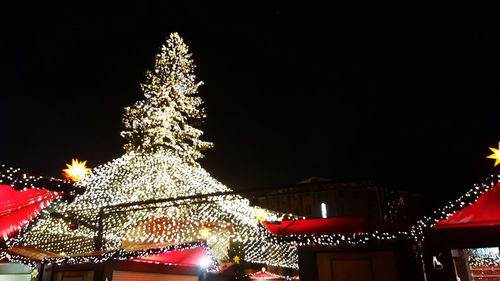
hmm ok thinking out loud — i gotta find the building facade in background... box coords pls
[245,177,423,225]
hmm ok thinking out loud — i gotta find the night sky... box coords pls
[1,2,498,209]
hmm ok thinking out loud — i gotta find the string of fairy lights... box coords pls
[3,199,62,248]
[43,241,219,271]
[257,223,409,248]
[0,164,79,246]
[468,254,500,267]
[410,174,500,241]
[0,163,77,192]
[0,251,38,270]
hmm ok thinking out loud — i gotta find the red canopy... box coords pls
[133,246,212,267]
[435,183,500,228]
[248,270,285,280]
[263,216,406,236]
[0,184,61,241]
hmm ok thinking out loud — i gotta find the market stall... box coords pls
[422,179,500,281]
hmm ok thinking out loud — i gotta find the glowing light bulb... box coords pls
[255,208,267,222]
[198,227,211,239]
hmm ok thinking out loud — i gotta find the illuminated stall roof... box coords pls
[1,243,216,270]
[2,245,62,261]
[133,245,213,267]
[0,164,79,244]
[38,241,218,270]
[434,183,500,229]
[0,184,60,242]
[248,269,286,280]
[263,216,407,236]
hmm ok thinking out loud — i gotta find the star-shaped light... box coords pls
[233,255,240,264]
[487,142,500,167]
[63,159,91,182]
[254,207,268,222]
[31,269,39,278]
[198,227,211,239]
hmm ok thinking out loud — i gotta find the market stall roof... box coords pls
[263,216,407,236]
[248,270,286,280]
[0,164,78,193]
[434,182,500,229]
[0,164,80,243]
[133,245,213,267]
[4,245,63,261]
[0,184,61,242]
[35,242,217,270]
[2,243,215,269]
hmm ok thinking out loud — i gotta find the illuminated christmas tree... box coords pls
[22,33,298,268]
[121,32,213,163]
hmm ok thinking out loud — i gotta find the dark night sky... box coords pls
[1,1,499,209]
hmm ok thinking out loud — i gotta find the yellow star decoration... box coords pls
[233,255,240,264]
[487,142,500,167]
[198,227,211,239]
[63,159,91,182]
[255,208,267,222]
[31,269,39,278]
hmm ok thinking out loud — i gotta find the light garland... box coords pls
[468,254,500,267]
[0,164,78,193]
[43,241,219,271]
[3,198,64,248]
[0,250,38,270]
[257,222,409,248]
[410,174,500,240]
[246,268,288,280]
[0,164,79,247]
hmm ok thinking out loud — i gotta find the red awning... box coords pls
[133,246,212,268]
[0,184,61,241]
[248,270,285,280]
[435,183,500,228]
[263,216,406,236]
